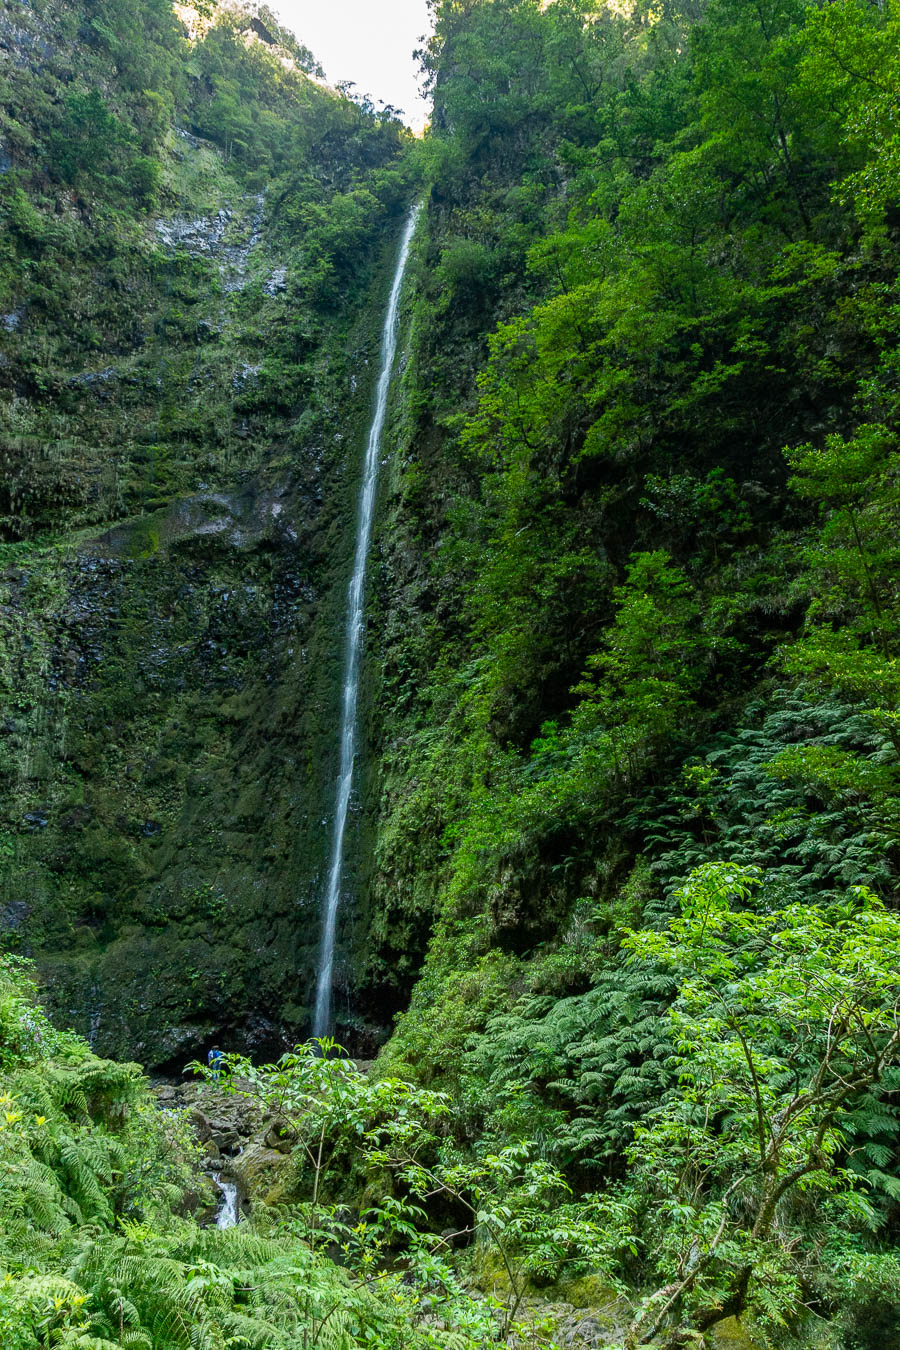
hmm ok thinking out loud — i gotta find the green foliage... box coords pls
[801,0,900,233]
[781,420,900,773]
[49,90,131,187]
[572,551,714,747]
[375,0,900,1048]
[617,862,900,1346]
[368,3,900,1342]
[0,969,526,1350]
[199,1040,603,1342]
[463,958,679,1171]
[627,691,897,903]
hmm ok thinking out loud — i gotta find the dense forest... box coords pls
[1,0,900,1346]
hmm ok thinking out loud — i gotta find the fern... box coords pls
[628,691,897,912]
[60,1339,124,1350]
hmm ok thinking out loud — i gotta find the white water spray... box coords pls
[213,1173,240,1229]
[313,205,421,1038]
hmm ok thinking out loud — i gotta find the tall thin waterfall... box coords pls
[313,204,421,1039]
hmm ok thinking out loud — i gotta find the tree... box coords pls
[801,0,900,233]
[782,425,900,760]
[619,862,900,1348]
[571,551,713,770]
[198,1041,603,1340]
[49,89,130,185]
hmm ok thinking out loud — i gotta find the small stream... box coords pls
[212,1173,240,1228]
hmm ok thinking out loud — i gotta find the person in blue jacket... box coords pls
[208,1046,223,1080]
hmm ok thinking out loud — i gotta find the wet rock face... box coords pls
[0,114,408,1065]
[154,194,265,293]
[4,475,349,1066]
[0,244,382,1066]
[153,1080,295,1209]
[0,8,53,68]
[0,277,395,1065]
[0,0,413,1071]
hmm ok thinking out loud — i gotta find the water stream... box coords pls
[213,1174,239,1228]
[312,204,421,1038]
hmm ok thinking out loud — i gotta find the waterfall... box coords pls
[213,1174,239,1228]
[313,204,421,1039]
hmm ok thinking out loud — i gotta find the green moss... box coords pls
[0,0,414,1064]
[708,1318,768,1350]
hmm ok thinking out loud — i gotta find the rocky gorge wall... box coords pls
[0,0,412,1065]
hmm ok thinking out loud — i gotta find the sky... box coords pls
[273,0,433,131]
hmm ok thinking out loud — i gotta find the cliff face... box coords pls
[363,0,900,1085]
[0,0,411,1063]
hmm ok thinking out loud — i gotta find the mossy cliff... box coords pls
[350,4,900,1335]
[365,0,900,1100]
[0,0,413,1063]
